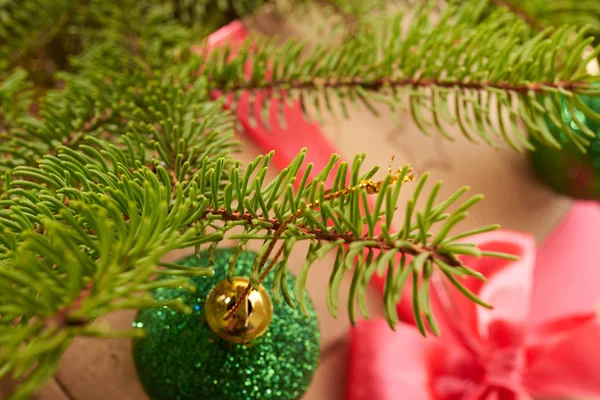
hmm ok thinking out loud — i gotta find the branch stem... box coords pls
[214,76,590,96]
[202,207,461,267]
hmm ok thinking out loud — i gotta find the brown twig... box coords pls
[204,206,459,266]
[216,76,590,96]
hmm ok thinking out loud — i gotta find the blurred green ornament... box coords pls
[529,91,600,200]
[132,248,320,400]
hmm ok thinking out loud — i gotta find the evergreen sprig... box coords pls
[0,60,241,182]
[0,124,508,397]
[202,0,600,151]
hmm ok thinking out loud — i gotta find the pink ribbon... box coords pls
[348,202,600,400]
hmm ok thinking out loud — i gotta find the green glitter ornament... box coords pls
[132,248,320,400]
[529,89,600,200]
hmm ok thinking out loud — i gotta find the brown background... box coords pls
[2,11,595,400]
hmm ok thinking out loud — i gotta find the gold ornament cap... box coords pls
[205,277,273,344]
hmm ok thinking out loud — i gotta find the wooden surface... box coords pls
[2,12,587,400]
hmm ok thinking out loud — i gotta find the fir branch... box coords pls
[222,76,591,96]
[202,0,600,151]
[0,134,510,397]
[0,60,240,186]
[203,206,463,266]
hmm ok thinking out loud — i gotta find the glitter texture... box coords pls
[132,248,320,400]
[529,87,600,200]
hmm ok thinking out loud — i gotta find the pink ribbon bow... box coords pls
[348,202,600,400]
